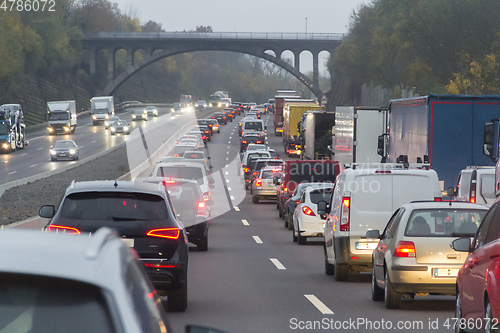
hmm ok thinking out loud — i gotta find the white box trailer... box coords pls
[90,96,114,125]
[333,106,388,170]
[47,100,77,135]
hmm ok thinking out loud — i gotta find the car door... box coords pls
[461,202,500,319]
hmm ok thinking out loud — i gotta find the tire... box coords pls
[51,157,56,162]
[454,292,466,333]
[292,228,297,242]
[252,196,259,204]
[384,270,402,309]
[197,237,208,252]
[325,252,335,275]
[485,299,498,333]
[167,282,187,312]
[334,258,349,282]
[278,206,283,217]
[371,265,384,301]
[287,214,294,230]
[297,231,306,245]
[284,212,289,228]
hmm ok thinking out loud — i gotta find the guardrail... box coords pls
[83,32,346,41]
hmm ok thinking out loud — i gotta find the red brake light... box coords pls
[163,180,176,185]
[375,170,392,174]
[203,192,210,201]
[340,197,350,231]
[197,201,206,216]
[435,197,443,202]
[243,167,250,173]
[470,197,475,203]
[252,171,258,176]
[255,179,262,187]
[223,116,226,119]
[302,206,315,216]
[47,225,80,235]
[198,202,205,208]
[144,263,179,268]
[296,200,301,205]
[394,241,416,257]
[173,154,180,157]
[242,141,247,143]
[147,228,180,239]
[256,141,261,144]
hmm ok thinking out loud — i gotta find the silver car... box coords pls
[104,116,121,129]
[251,167,282,203]
[145,105,158,117]
[132,109,148,121]
[110,120,131,135]
[50,140,79,161]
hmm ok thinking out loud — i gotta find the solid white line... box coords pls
[29,164,37,168]
[234,206,240,211]
[304,295,334,315]
[270,258,286,270]
[8,171,16,174]
[253,236,263,244]
[241,219,249,226]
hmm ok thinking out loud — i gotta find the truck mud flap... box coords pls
[334,237,350,264]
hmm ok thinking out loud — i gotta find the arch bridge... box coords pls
[82,32,345,97]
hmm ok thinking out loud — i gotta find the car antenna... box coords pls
[114,180,118,188]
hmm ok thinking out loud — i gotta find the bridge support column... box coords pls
[107,48,114,82]
[294,51,300,70]
[127,48,134,67]
[312,51,319,96]
[89,46,96,75]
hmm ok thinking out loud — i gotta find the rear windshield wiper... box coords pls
[112,216,147,221]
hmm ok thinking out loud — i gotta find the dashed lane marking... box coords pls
[20,153,27,156]
[304,295,334,315]
[230,196,235,200]
[37,147,43,151]
[253,236,263,244]
[241,219,249,226]
[29,164,37,168]
[228,187,232,191]
[8,171,16,174]
[270,258,286,270]
[234,206,240,211]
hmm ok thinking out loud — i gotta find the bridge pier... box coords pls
[90,46,96,75]
[107,48,114,82]
[312,51,319,95]
[127,48,134,67]
[294,51,300,70]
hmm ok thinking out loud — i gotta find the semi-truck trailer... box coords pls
[283,101,322,156]
[274,94,301,135]
[381,94,500,191]
[334,106,389,170]
[47,100,77,135]
[91,96,114,125]
[300,110,335,160]
[0,104,27,153]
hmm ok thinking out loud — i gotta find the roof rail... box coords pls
[85,228,119,260]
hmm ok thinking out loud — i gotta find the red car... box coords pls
[453,200,500,332]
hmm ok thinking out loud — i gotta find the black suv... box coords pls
[39,180,189,312]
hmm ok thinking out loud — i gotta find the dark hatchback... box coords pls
[240,134,263,152]
[39,180,189,312]
[212,112,227,125]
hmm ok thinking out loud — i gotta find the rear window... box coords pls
[457,172,471,197]
[310,188,334,204]
[244,122,263,131]
[404,209,487,237]
[156,166,204,185]
[261,170,281,179]
[169,146,195,156]
[0,274,116,333]
[256,161,282,171]
[60,192,169,221]
[481,174,495,199]
[288,162,337,184]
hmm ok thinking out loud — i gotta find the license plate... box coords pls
[59,153,67,157]
[434,268,459,277]
[356,242,378,250]
[121,238,134,247]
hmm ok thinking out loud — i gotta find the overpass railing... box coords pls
[83,32,345,41]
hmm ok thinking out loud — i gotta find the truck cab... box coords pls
[0,104,27,153]
[47,100,77,135]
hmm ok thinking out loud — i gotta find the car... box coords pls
[251,167,282,204]
[212,112,227,125]
[246,144,268,152]
[452,199,500,330]
[198,124,212,141]
[132,109,148,121]
[292,184,335,244]
[240,134,263,152]
[241,151,271,187]
[321,163,442,282]
[197,119,215,135]
[140,177,212,251]
[179,138,202,148]
[104,115,121,129]
[368,201,488,309]
[0,228,173,332]
[189,129,208,144]
[283,182,325,230]
[222,110,233,122]
[168,144,200,157]
[145,105,159,117]
[39,180,189,312]
[50,140,79,161]
[110,120,131,135]
[209,119,220,133]
[455,166,495,206]
[241,119,265,138]
[178,134,203,147]
[171,102,183,115]
[248,158,284,189]
[195,100,207,110]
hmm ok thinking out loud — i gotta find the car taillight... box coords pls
[470,197,475,203]
[147,227,180,239]
[203,192,210,201]
[163,180,176,185]
[256,141,261,143]
[242,140,247,143]
[340,197,350,231]
[212,117,215,119]
[202,135,206,140]
[302,206,315,216]
[394,241,416,257]
[435,197,442,202]
[252,171,258,176]
[197,201,206,216]
[255,179,262,187]
[47,225,80,235]
[223,116,226,119]
[296,200,301,205]
[243,167,250,173]
[173,154,180,157]
[144,263,179,269]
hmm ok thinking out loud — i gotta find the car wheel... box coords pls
[297,230,306,245]
[292,228,297,242]
[384,270,402,309]
[281,208,286,220]
[334,258,349,282]
[325,251,335,275]
[284,212,289,228]
[197,237,208,252]
[287,214,294,230]
[252,196,259,204]
[485,299,498,333]
[278,206,283,217]
[50,157,56,162]
[167,281,187,312]
[455,291,466,333]
[371,265,384,301]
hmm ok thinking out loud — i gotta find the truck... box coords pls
[90,96,114,125]
[274,94,301,136]
[0,104,27,153]
[210,91,229,107]
[333,106,389,170]
[47,100,77,135]
[180,95,193,107]
[381,94,500,191]
[300,110,335,160]
[282,101,322,156]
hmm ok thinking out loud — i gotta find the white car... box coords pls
[293,184,334,245]
[251,167,282,203]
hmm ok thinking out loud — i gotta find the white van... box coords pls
[455,166,495,207]
[242,119,265,137]
[320,163,442,281]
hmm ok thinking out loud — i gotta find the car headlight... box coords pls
[50,149,56,155]
[209,103,212,107]
[111,127,116,131]
[123,126,129,131]
[105,115,109,119]
[69,149,76,155]
[64,127,70,132]
[48,127,53,132]
[92,115,97,120]
[132,115,136,118]
[154,110,158,114]
[104,122,109,126]
[171,108,174,112]
[195,104,198,107]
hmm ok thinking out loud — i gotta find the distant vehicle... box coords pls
[455,166,495,206]
[209,119,220,133]
[180,94,193,106]
[46,100,77,134]
[90,96,114,126]
[50,140,79,161]
[252,167,282,204]
[210,91,229,107]
[196,100,207,110]
[144,106,158,117]
[0,103,27,152]
[171,102,184,115]
[104,116,121,129]
[212,112,227,125]
[283,182,324,230]
[132,109,148,121]
[110,120,131,135]
[274,92,301,135]
[168,144,201,157]
[220,97,231,107]
[283,101,321,156]
[300,110,335,160]
[240,134,263,152]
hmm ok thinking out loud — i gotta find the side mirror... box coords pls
[39,205,56,218]
[377,134,385,156]
[366,229,381,239]
[484,121,498,161]
[451,237,472,252]
[210,166,213,169]
[208,176,215,184]
[186,325,228,333]
[207,156,211,159]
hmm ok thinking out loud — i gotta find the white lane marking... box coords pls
[228,187,232,191]
[227,151,229,154]
[226,179,229,183]
[226,157,229,160]
[230,196,235,200]
[37,147,44,151]
[29,164,37,168]
[79,146,84,149]
[234,206,240,211]
[229,137,232,139]
[26,135,45,141]
[91,140,96,143]
[304,295,334,315]
[270,258,286,270]
[241,219,249,226]
[20,153,27,156]
[225,171,228,175]
[253,236,263,244]
[8,171,16,174]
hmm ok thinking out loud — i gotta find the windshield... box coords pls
[244,122,263,131]
[93,109,108,114]
[156,166,204,185]
[54,141,75,148]
[48,113,70,120]
[404,209,487,237]
[165,182,202,208]
[0,123,8,135]
[114,121,127,126]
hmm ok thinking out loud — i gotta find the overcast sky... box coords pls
[112,0,373,75]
